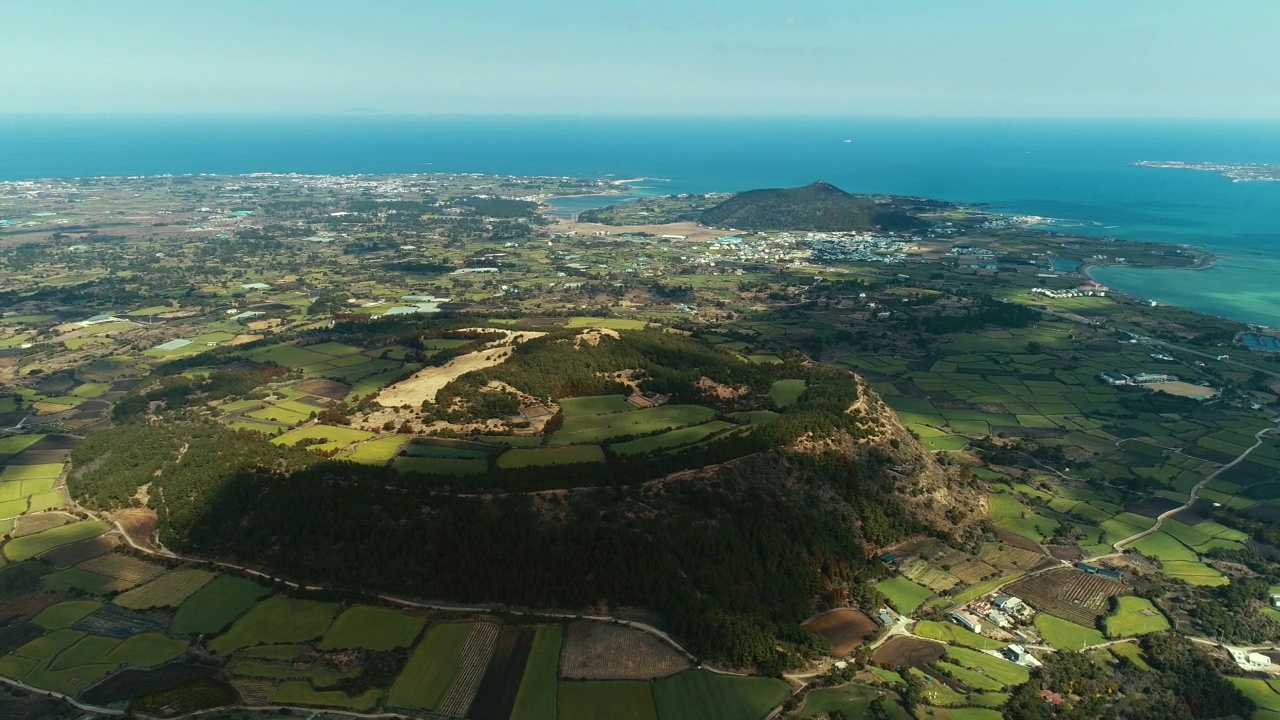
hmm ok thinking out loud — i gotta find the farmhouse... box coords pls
[1100,372,1130,386]
[1004,644,1043,668]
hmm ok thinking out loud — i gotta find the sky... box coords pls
[2,0,1277,117]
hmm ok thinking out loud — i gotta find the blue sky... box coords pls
[2,0,1276,116]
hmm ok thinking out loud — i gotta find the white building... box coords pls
[950,611,982,634]
[1229,648,1273,671]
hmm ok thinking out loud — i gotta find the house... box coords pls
[993,596,1024,612]
[877,610,895,627]
[1269,595,1280,609]
[1100,372,1130,386]
[950,611,982,634]
[1040,690,1064,706]
[879,552,898,565]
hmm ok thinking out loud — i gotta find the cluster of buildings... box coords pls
[802,232,911,264]
[1029,281,1109,299]
[1098,372,1177,387]
[962,594,1034,631]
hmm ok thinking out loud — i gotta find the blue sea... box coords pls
[2,115,1279,325]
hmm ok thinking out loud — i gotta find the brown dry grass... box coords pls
[375,330,545,407]
[559,621,691,680]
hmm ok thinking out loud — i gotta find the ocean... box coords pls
[2,115,1279,325]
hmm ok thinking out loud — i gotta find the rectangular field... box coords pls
[170,575,269,635]
[207,597,338,655]
[497,446,605,469]
[559,680,658,720]
[511,625,563,720]
[653,670,789,720]
[318,606,425,651]
[549,405,716,445]
[113,570,216,610]
[876,576,933,614]
[387,622,474,711]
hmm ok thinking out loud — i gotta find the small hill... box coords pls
[699,181,930,233]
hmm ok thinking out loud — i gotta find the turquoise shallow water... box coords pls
[1091,257,1280,328]
[1,116,1279,323]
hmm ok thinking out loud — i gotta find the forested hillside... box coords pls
[699,181,932,232]
[68,330,982,669]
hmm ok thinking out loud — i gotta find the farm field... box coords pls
[319,605,425,651]
[497,445,606,468]
[1104,597,1171,638]
[559,680,658,720]
[913,621,1003,651]
[652,670,789,720]
[171,575,270,635]
[549,405,716,445]
[1035,614,1107,651]
[511,625,562,720]
[271,425,375,452]
[876,576,933,614]
[559,394,636,416]
[802,610,878,657]
[394,455,489,475]
[387,622,474,711]
[609,421,736,456]
[1005,568,1126,627]
[4,521,109,562]
[768,379,806,407]
[343,436,410,464]
[798,683,912,720]
[113,569,215,610]
[207,597,338,655]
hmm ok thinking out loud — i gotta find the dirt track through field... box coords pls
[375,329,545,407]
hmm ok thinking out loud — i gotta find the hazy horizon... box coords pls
[3,0,1278,118]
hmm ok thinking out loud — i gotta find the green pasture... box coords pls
[272,425,375,451]
[393,456,489,475]
[32,600,102,630]
[797,684,911,719]
[511,625,562,720]
[4,520,109,562]
[913,621,1003,650]
[319,605,425,651]
[610,421,735,456]
[344,436,409,464]
[497,445,606,469]
[208,597,338,654]
[1109,641,1153,670]
[769,379,806,408]
[0,435,43,455]
[945,646,1029,686]
[171,574,270,635]
[550,405,716,444]
[654,670,789,720]
[0,463,63,483]
[566,317,649,330]
[387,622,474,711]
[1035,615,1105,651]
[42,567,115,594]
[559,394,636,416]
[876,576,933,614]
[1104,596,1170,637]
[272,681,381,710]
[559,680,658,720]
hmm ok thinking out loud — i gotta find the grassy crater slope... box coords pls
[68,328,980,670]
[698,181,935,233]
